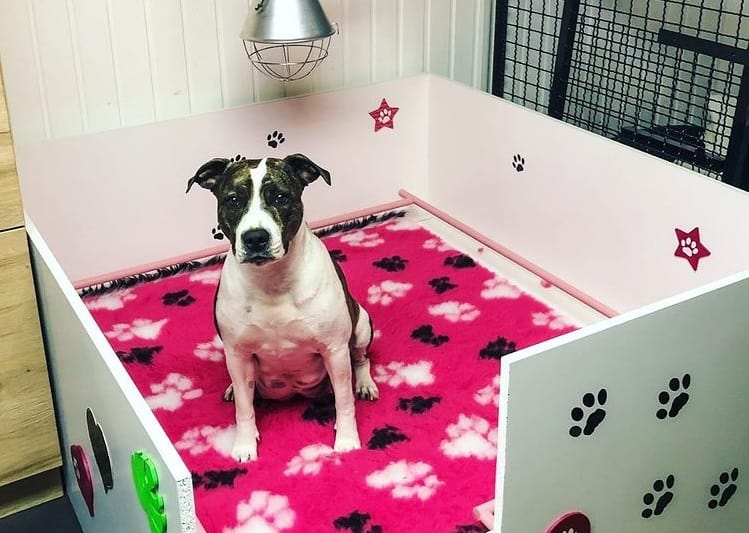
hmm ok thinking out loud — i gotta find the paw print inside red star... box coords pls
[369,98,399,132]
[674,227,710,271]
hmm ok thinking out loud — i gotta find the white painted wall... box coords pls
[0,0,494,145]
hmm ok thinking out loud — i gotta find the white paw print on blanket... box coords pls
[374,361,435,388]
[440,414,498,460]
[224,491,296,533]
[175,425,234,457]
[366,460,443,501]
[105,318,168,341]
[145,373,203,411]
[481,276,522,299]
[367,280,413,306]
[340,230,384,248]
[428,301,480,323]
[680,236,699,257]
[474,375,500,407]
[190,268,222,285]
[85,289,137,311]
[532,310,573,330]
[422,237,451,252]
[385,218,421,231]
[194,335,224,362]
[284,444,341,476]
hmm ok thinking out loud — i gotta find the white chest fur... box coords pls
[215,226,351,399]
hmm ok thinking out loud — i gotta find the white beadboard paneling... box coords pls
[427,0,452,77]
[108,0,156,126]
[144,0,190,119]
[342,0,373,86]
[181,0,223,114]
[452,0,477,86]
[399,0,426,77]
[0,0,493,143]
[310,0,345,93]
[32,0,84,138]
[0,0,47,142]
[372,0,398,81]
[215,0,255,108]
[70,0,121,132]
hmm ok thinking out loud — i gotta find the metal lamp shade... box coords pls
[240,0,336,82]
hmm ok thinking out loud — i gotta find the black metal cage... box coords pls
[493,0,749,190]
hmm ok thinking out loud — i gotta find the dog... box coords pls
[187,153,379,462]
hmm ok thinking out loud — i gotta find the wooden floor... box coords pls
[0,498,81,533]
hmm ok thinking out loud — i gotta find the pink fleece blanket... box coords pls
[82,215,576,533]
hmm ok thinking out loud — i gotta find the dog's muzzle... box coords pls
[240,229,273,265]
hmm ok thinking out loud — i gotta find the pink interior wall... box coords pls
[15,76,429,281]
[425,76,749,313]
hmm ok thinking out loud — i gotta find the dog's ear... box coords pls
[283,153,331,187]
[186,158,231,193]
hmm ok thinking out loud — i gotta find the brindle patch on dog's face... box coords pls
[212,159,260,257]
[188,153,330,265]
[216,158,306,264]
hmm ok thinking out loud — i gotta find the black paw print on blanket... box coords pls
[367,425,409,450]
[373,255,408,272]
[329,249,347,262]
[444,254,476,269]
[162,289,196,306]
[192,468,247,490]
[429,276,457,294]
[301,396,336,425]
[411,324,449,347]
[334,510,383,533]
[479,337,517,360]
[398,396,442,414]
[116,346,163,365]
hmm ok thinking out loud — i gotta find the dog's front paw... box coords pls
[333,433,361,453]
[231,431,260,462]
[223,384,234,402]
[356,379,380,401]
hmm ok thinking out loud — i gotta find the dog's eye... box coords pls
[227,194,241,207]
[272,192,289,206]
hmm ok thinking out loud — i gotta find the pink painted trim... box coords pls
[473,500,494,528]
[398,189,619,318]
[73,243,230,290]
[73,198,413,290]
[309,197,413,229]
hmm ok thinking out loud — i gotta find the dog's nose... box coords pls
[241,229,270,253]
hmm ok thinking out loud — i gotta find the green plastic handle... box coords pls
[131,451,167,533]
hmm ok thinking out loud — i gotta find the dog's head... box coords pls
[187,153,331,265]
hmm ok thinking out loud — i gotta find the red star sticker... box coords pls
[674,227,710,271]
[369,98,399,132]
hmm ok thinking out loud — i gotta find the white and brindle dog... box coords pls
[187,153,379,462]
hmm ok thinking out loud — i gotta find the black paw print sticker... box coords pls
[367,425,409,450]
[329,249,347,262]
[116,346,163,365]
[656,373,690,420]
[479,336,516,360]
[162,289,196,306]
[231,154,245,162]
[708,468,739,509]
[410,324,449,347]
[512,154,525,172]
[211,226,225,240]
[569,388,607,437]
[192,468,247,490]
[334,510,383,533]
[397,396,442,415]
[444,254,476,269]
[373,255,408,272]
[429,276,457,294]
[267,130,285,148]
[642,474,675,518]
